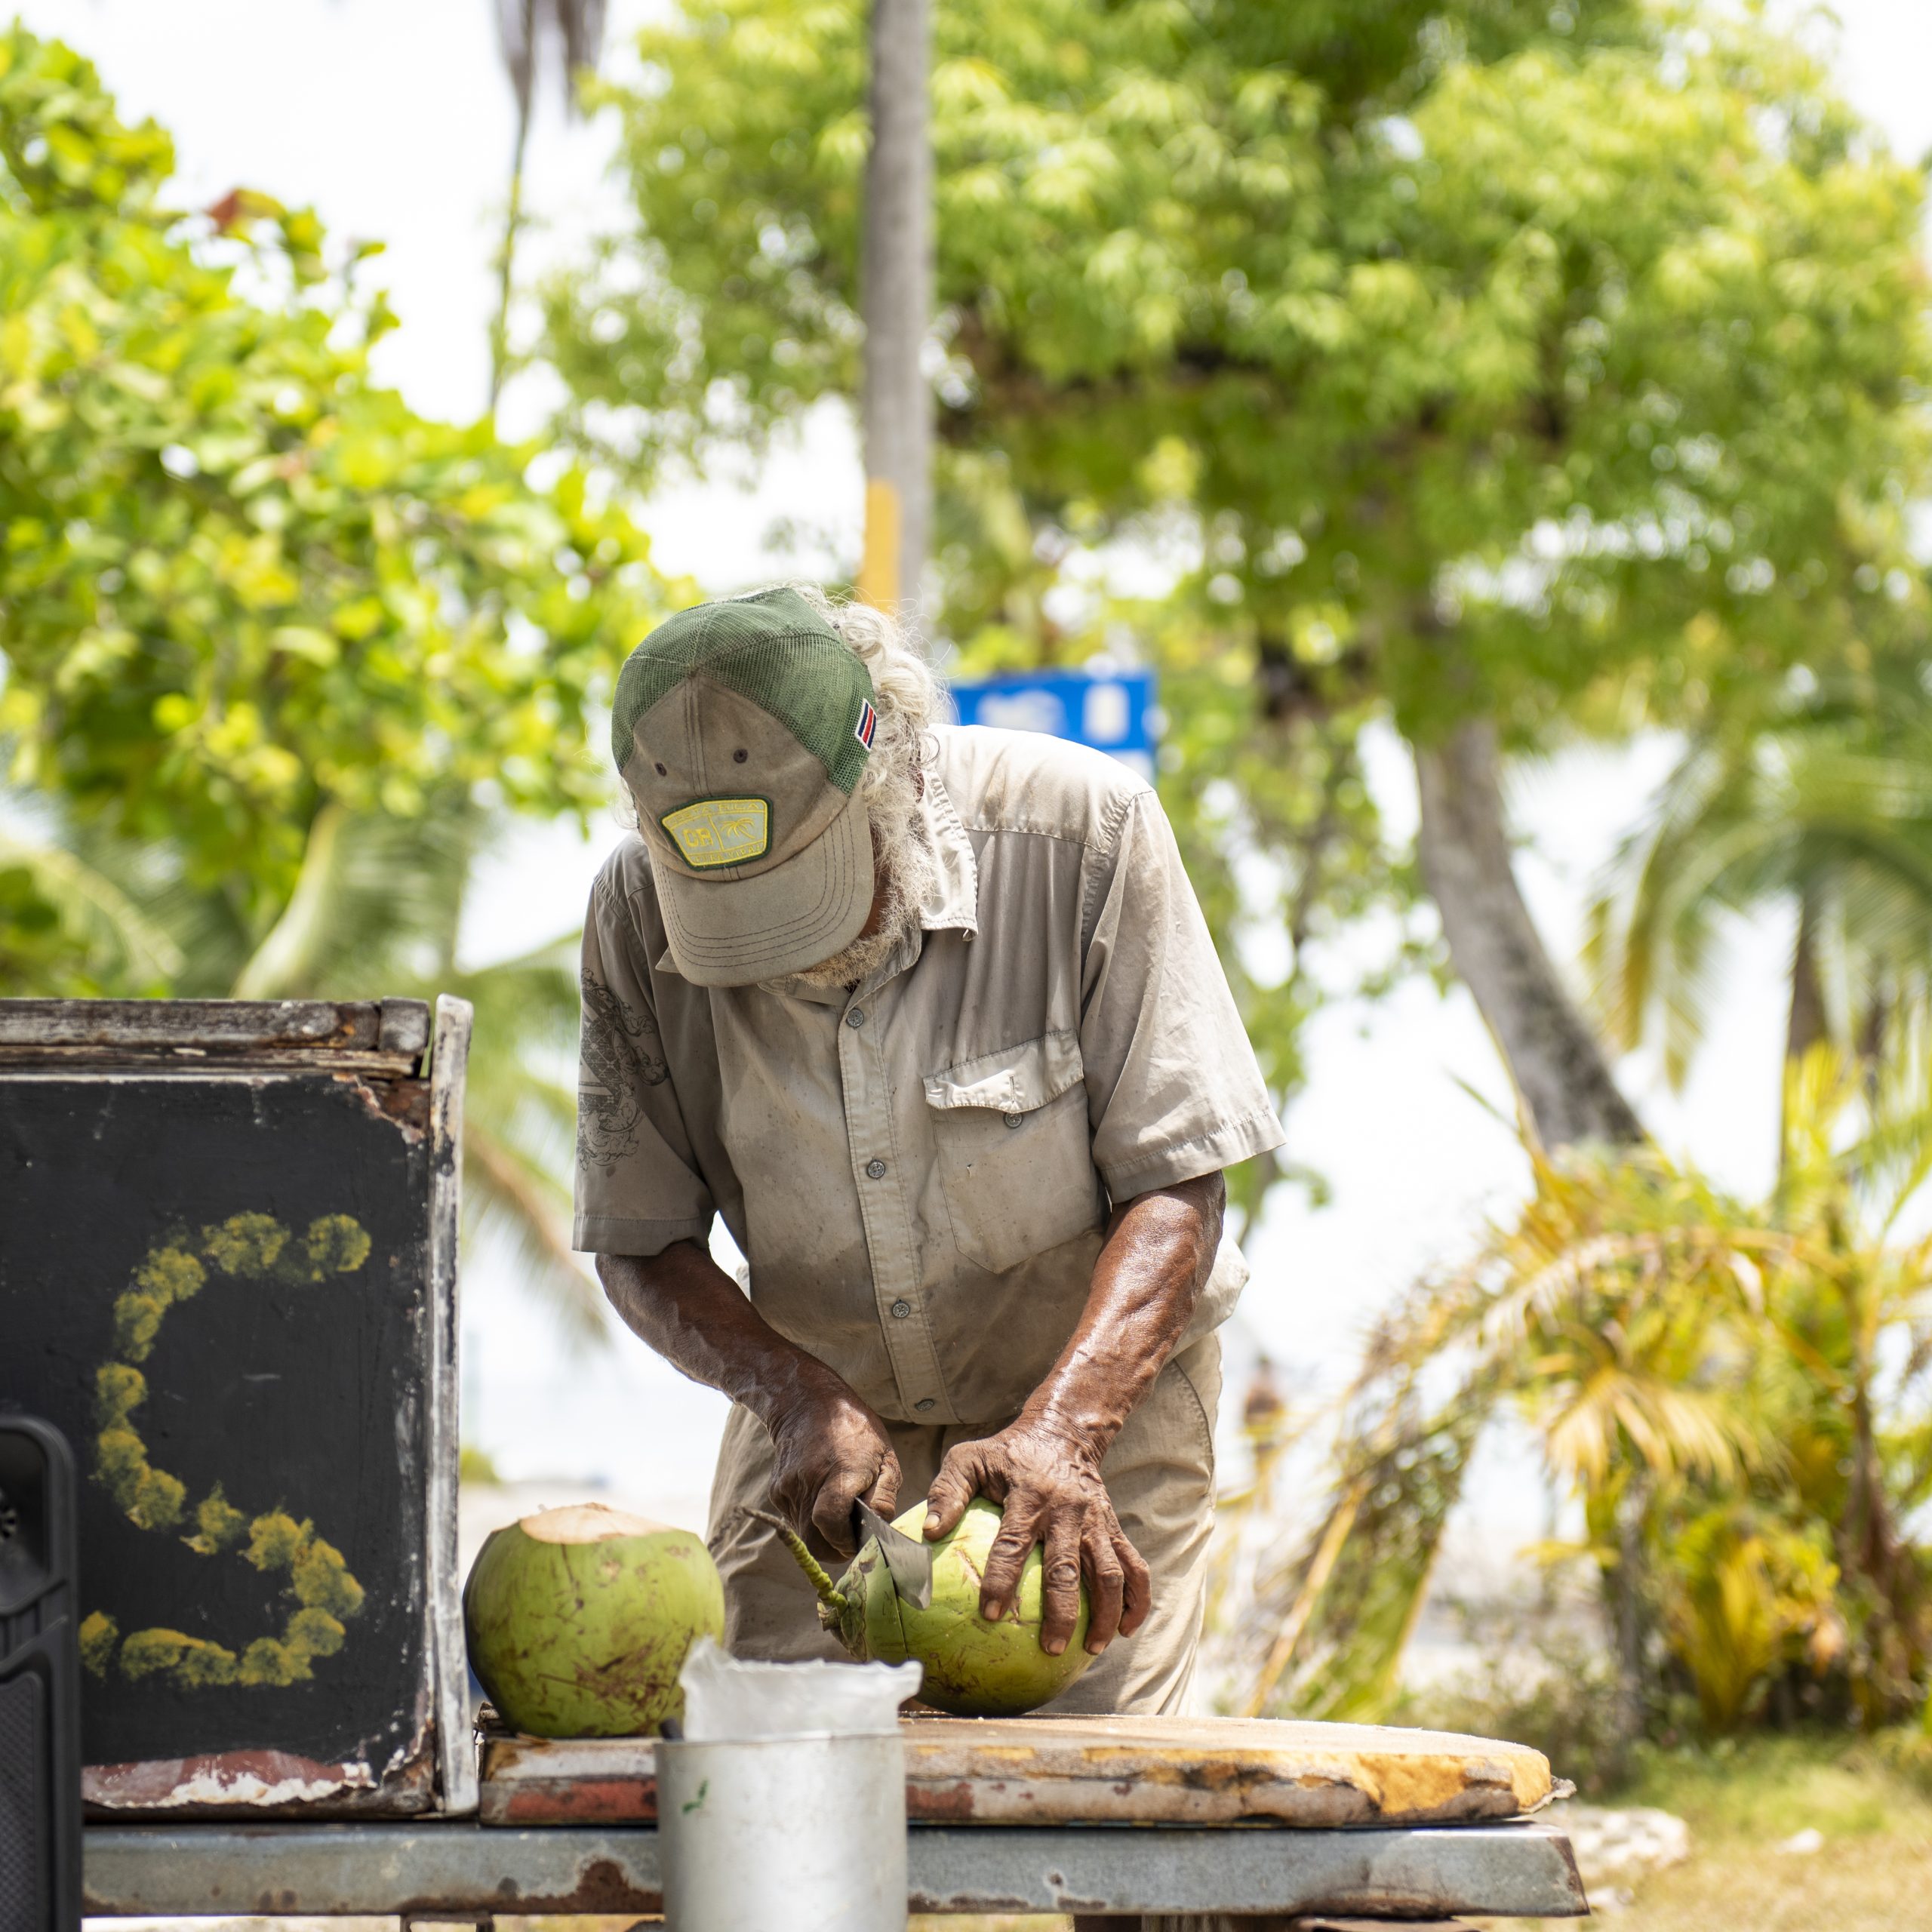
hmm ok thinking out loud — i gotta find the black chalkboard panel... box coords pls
[0,1000,473,1817]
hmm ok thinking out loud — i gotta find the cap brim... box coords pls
[654,783,874,988]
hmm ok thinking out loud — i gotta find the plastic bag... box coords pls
[678,1636,921,1740]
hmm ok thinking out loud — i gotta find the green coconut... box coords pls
[754,1497,1094,1718]
[463,1502,724,1737]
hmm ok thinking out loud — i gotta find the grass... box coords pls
[1623,1733,1918,1838]
[1499,1731,1932,1931]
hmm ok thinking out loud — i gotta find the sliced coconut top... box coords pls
[518,1501,673,1544]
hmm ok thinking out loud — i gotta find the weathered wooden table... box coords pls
[82,1716,1590,1925]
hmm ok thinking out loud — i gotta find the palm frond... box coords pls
[463,1116,607,1347]
[494,0,608,123]
[232,799,482,999]
[1237,1367,1494,1721]
[0,824,185,988]
[231,801,349,998]
[1586,685,1932,1086]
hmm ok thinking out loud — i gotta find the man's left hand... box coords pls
[922,1423,1150,1657]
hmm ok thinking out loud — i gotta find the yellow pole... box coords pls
[858,477,903,610]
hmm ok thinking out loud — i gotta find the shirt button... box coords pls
[915,1398,937,1412]
[1003,1112,1023,1130]
[891,1299,912,1318]
[866,1158,887,1179]
[846,1008,866,1027]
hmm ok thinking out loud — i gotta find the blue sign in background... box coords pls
[946,667,1158,780]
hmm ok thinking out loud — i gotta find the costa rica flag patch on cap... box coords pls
[854,698,877,749]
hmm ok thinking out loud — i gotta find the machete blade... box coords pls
[854,1498,934,1610]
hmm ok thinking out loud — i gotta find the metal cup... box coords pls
[656,1730,908,1931]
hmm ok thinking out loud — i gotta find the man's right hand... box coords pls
[767,1384,902,1558]
[596,1247,900,1560]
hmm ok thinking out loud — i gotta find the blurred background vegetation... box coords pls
[4,1,1932,1891]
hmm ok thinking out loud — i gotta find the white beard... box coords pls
[786,817,938,991]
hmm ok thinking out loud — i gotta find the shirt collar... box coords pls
[917,769,980,940]
[654,769,980,985]
[846,771,977,996]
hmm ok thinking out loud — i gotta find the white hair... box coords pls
[782,586,940,988]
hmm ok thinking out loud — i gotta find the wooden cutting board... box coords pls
[479,1714,1555,1827]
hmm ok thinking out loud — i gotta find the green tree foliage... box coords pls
[0,29,657,1331]
[548,0,1931,1185]
[0,28,655,961]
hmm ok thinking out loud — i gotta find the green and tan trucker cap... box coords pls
[611,587,879,986]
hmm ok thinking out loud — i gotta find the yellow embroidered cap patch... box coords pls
[662,796,772,869]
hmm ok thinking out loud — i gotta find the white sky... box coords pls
[14,0,1925,1521]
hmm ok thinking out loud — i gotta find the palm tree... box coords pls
[489,0,609,410]
[1216,1054,1932,1734]
[1585,666,1932,1112]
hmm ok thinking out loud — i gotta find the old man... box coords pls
[573,585,1282,1712]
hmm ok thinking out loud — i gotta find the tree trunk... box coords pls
[1778,888,1828,1180]
[1414,720,1644,1151]
[857,0,932,617]
[1786,888,1827,1064]
[488,103,532,411]
[1607,1473,1653,1745]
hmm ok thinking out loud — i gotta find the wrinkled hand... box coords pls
[768,1384,902,1558]
[924,1423,1150,1657]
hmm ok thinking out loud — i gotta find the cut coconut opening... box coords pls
[518,1502,672,1544]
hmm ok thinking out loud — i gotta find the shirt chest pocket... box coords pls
[923,1030,1106,1276]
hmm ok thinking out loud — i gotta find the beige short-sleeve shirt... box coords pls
[573,724,1284,1424]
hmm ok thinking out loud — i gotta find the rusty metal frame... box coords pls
[82,1820,1589,1919]
[0,997,432,1075]
[426,995,478,1816]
